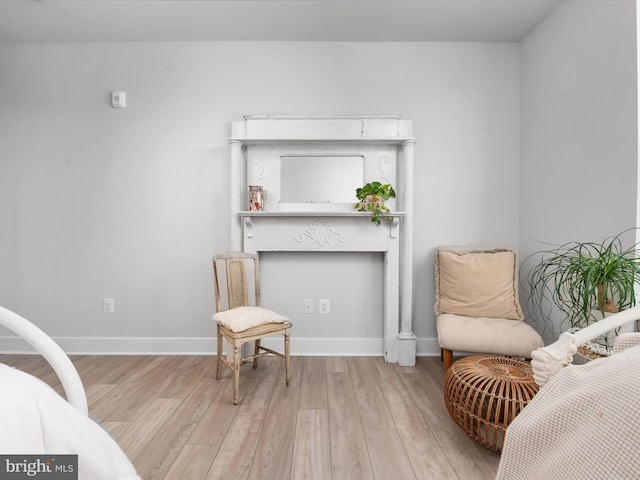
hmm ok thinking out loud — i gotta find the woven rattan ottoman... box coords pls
[443,355,539,452]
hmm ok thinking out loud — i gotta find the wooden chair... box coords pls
[212,252,292,404]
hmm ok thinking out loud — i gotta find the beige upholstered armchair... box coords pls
[434,246,544,370]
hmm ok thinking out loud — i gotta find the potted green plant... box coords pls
[525,230,640,354]
[355,182,396,226]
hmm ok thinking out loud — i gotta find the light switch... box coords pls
[111,91,126,108]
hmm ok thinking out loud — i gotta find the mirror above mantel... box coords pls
[280,154,364,205]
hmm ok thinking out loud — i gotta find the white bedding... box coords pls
[0,364,140,480]
[496,345,640,479]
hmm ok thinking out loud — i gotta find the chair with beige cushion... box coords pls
[434,246,543,371]
[212,252,292,405]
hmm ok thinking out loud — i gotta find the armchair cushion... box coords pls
[213,306,289,333]
[437,314,543,358]
[435,248,523,321]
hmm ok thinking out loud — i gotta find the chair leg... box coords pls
[216,325,222,380]
[284,331,290,386]
[443,349,453,372]
[233,344,241,405]
[253,339,261,369]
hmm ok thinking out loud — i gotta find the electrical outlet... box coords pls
[319,298,330,314]
[103,298,115,314]
[304,299,313,314]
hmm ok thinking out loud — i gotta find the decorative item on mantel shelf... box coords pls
[248,185,265,211]
[354,182,396,226]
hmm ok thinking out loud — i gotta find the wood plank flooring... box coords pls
[0,354,501,479]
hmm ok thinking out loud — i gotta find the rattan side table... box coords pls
[443,355,539,452]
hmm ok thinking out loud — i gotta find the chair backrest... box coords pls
[213,252,261,312]
[434,246,524,321]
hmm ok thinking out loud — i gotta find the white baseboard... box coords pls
[416,337,441,356]
[0,335,442,356]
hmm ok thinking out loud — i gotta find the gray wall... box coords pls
[0,41,520,354]
[519,0,637,342]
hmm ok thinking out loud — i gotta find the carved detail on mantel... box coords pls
[390,217,400,238]
[249,157,265,184]
[293,219,347,247]
[243,217,253,238]
[378,155,392,184]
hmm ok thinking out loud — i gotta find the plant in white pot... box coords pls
[355,182,396,226]
[525,230,640,356]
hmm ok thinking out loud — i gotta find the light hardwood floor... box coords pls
[0,354,501,479]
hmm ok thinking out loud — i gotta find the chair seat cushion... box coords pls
[437,314,543,358]
[213,306,290,333]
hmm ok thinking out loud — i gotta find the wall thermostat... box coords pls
[111,91,127,108]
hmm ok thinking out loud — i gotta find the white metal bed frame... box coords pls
[0,305,88,416]
[531,304,640,386]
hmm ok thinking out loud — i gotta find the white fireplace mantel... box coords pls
[228,116,416,365]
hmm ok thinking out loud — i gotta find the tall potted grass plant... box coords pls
[526,230,640,354]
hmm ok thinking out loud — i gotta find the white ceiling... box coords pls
[0,0,562,44]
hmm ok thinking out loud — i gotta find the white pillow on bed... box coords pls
[213,306,289,332]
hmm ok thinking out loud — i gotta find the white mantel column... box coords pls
[229,139,245,251]
[398,139,417,366]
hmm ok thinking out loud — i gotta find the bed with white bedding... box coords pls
[0,306,140,480]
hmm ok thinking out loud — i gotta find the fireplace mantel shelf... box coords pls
[230,137,415,146]
[238,211,406,218]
